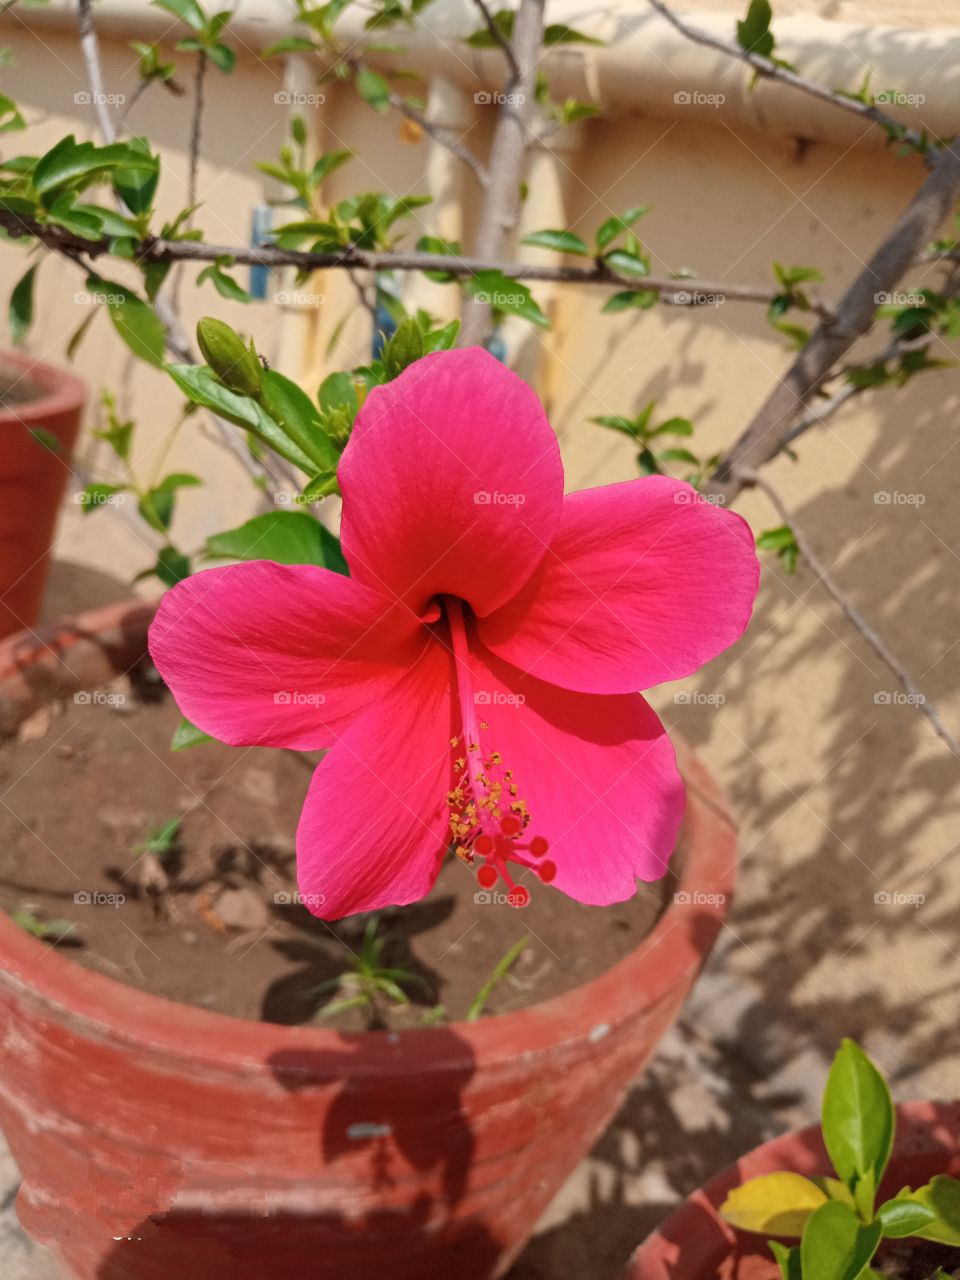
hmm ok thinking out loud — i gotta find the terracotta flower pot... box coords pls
[0,350,86,641]
[0,601,738,1280]
[625,1100,960,1280]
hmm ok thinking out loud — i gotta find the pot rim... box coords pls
[0,598,737,1075]
[0,348,87,426]
[626,1099,960,1279]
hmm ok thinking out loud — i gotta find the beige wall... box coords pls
[1,5,959,1095]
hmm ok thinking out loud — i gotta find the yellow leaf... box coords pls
[720,1172,829,1237]
[399,118,423,145]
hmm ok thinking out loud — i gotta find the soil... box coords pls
[0,366,43,408]
[0,679,676,1030]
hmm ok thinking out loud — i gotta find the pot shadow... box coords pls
[93,1027,500,1280]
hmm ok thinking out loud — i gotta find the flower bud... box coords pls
[196,317,263,397]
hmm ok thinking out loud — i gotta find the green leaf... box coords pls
[464,270,549,329]
[822,1039,895,1215]
[595,206,650,251]
[170,716,214,751]
[79,482,126,513]
[382,315,424,377]
[602,289,657,313]
[605,249,649,279]
[737,0,775,58]
[720,1173,828,1237]
[356,67,391,112]
[112,136,159,215]
[543,22,603,45]
[875,1195,938,1239]
[207,41,236,74]
[166,363,316,473]
[258,368,341,473]
[151,0,206,31]
[0,93,25,134]
[768,1241,801,1280]
[33,135,156,203]
[88,275,166,368]
[318,370,359,417]
[309,149,352,188]
[898,1177,960,1245]
[9,263,37,346]
[800,1201,882,1280]
[205,510,348,573]
[520,229,589,255]
[145,545,191,587]
[197,260,252,303]
[467,936,529,1020]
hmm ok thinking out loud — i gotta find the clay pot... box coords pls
[0,350,86,640]
[0,600,738,1280]
[625,1100,960,1279]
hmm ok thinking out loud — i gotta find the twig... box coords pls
[346,57,488,188]
[647,0,928,153]
[470,0,519,79]
[186,50,207,212]
[751,474,960,760]
[0,205,790,305]
[77,0,117,142]
[704,145,960,502]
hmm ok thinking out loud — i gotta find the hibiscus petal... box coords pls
[148,561,427,750]
[469,643,684,903]
[296,640,455,919]
[338,348,563,617]
[478,476,759,694]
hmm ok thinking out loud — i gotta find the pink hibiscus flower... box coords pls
[149,348,759,919]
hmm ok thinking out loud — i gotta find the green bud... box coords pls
[196,317,263,397]
[383,316,424,379]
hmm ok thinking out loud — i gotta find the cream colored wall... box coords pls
[1,9,958,1094]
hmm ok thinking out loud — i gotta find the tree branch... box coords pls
[704,145,960,502]
[460,0,546,344]
[77,0,118,143]
[0,205,793,306]
[751,474,960,760]
[470,0,519,79]
[647,0,928,153]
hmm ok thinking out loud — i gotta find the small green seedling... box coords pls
[467,935,529,1021]
[720,1038,960,1278]
[133,816,181,859]
[310,915,430,1028]
[12,909,75,944]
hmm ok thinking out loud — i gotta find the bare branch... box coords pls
[470,0,519,79]
[77,0,117,142]
[186,50,207,212]
[0,204,793,307]
[751,474,960,760]
[704,146,960,502]
[647,0,928,153]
